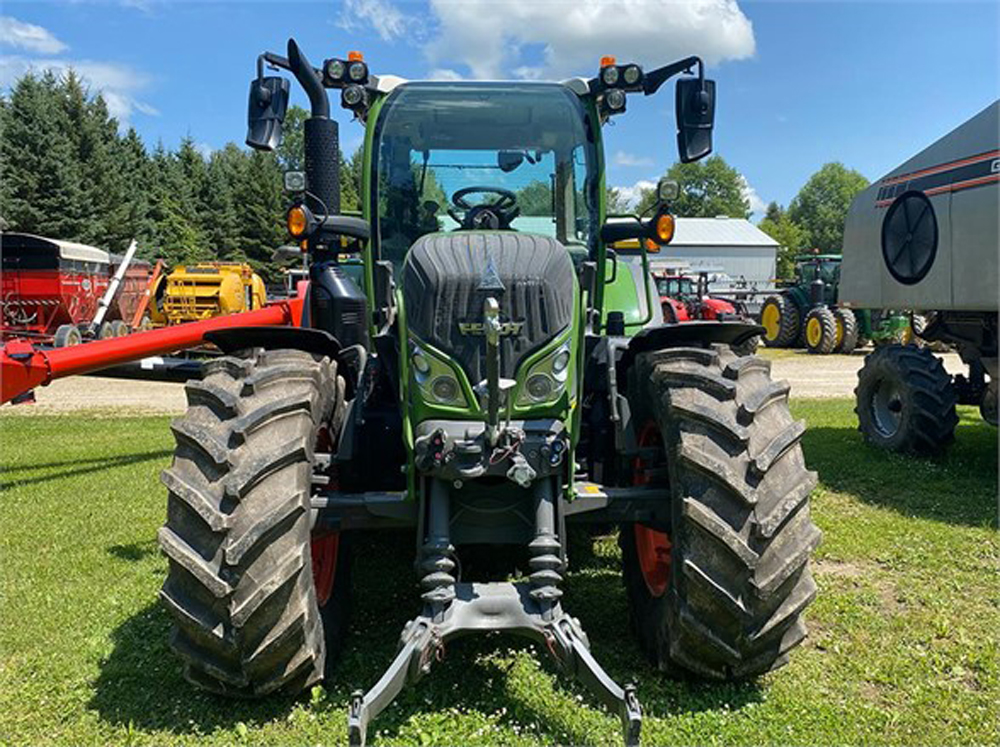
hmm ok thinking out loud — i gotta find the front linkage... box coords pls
[348,478,641,747]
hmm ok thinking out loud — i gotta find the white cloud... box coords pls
[613,150,653,168]
[613,179,656,209]
[0,16,68,54]
[425,0,755,80]
[0,55,157,122]
[339,0,408,42]
[739,175,767,218]
[427,67,464,82]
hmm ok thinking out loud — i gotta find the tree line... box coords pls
[0,71,868,283]
[0,72,360,283]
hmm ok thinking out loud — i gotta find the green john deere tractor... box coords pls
[760,254,914,354]
[156,39,820,746]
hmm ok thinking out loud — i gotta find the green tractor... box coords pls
[760,254,913,354]
[156,40,820,746]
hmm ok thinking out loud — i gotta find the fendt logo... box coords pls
[991,158,1000,174]
[458,320,524,336]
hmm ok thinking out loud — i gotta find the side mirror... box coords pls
[498,151,525,173]
[246,75,290,151]
[675,77,715,163]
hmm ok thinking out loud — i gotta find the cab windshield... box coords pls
[371,82,599,268]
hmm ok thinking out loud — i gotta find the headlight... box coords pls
[431,375,460,404]
[517,339,572,407]
[601,65,619,86]
[525,374,554,402]
[410,340,470,408]
[622,64,642,86]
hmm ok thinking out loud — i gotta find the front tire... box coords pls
[855,344,958,454]
[804,307,838,354]
[621,346,821,679]
[158,348,351,696]
[760,295,799,347]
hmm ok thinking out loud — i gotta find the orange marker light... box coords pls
[600,55,616,67]
[348,50,364,61]
[654,213,675,244]
[287,205,309,237]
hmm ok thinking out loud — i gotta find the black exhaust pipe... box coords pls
[287,39,340,217]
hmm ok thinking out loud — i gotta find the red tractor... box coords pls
[655,271,759,354]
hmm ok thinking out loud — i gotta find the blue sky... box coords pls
[2,1,997,219]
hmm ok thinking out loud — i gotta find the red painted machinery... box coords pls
[0,233,151,345]
[0,294,304,405]
[655,271,759,354]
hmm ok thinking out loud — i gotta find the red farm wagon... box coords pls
[1,233,152,346]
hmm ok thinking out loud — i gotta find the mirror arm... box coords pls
[641,56,703,96]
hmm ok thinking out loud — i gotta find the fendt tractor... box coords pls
[840,101,998,454]
[153,40,820,745]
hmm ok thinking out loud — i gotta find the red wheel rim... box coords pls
[311,531,340,606]
[632,421,672,598]
[311,424,338,606]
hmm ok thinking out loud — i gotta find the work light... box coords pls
[605,88,626,111]
[325,59,345,82]
[348,61,368,82]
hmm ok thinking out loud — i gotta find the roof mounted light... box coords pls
[605,88,626,112]
[601,65,620,86]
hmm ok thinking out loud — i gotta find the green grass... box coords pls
[1,403,996,746]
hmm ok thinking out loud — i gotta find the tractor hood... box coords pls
[402,232,575,383]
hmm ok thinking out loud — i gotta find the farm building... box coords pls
[651,216,779,291]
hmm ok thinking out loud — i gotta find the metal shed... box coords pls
[649,216,777,290]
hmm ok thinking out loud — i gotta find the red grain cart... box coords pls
[0,233,151,345]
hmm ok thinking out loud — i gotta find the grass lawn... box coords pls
[1,401,996,745]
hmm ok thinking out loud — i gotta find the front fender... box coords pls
[618,320,763,374]
[204,326,341,359]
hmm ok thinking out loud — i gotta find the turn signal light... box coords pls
[653,212,675,244]
[348,50,364,61]
[600,55,616,67]
[287,205,309,238]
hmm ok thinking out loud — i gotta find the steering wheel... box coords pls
[449,186,520,230]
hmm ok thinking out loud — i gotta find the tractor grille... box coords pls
[402,232,575,382]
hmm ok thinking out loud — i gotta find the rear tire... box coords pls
[621,346,821,679]
[760,295,799,347]
[53,324,82,347]
[804,307,838,354]
[833,309,858,354]
[158,348,351,696]
[855,344,958,454]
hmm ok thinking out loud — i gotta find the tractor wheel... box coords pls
[855,344,958,454]
[53,324,82,347]
[804,307,838,354]
[833,309,858,354]
[732,335,760,357]
[621,345,821,679]
[760,295,799,347]
[110,319,129,337]
[98,321,115,340]
[158,348,352,696]
[138,315,154,331]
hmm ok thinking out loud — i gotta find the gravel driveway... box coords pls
[1,348,967,415]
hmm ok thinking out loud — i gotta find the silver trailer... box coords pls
[840,101,998,453]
